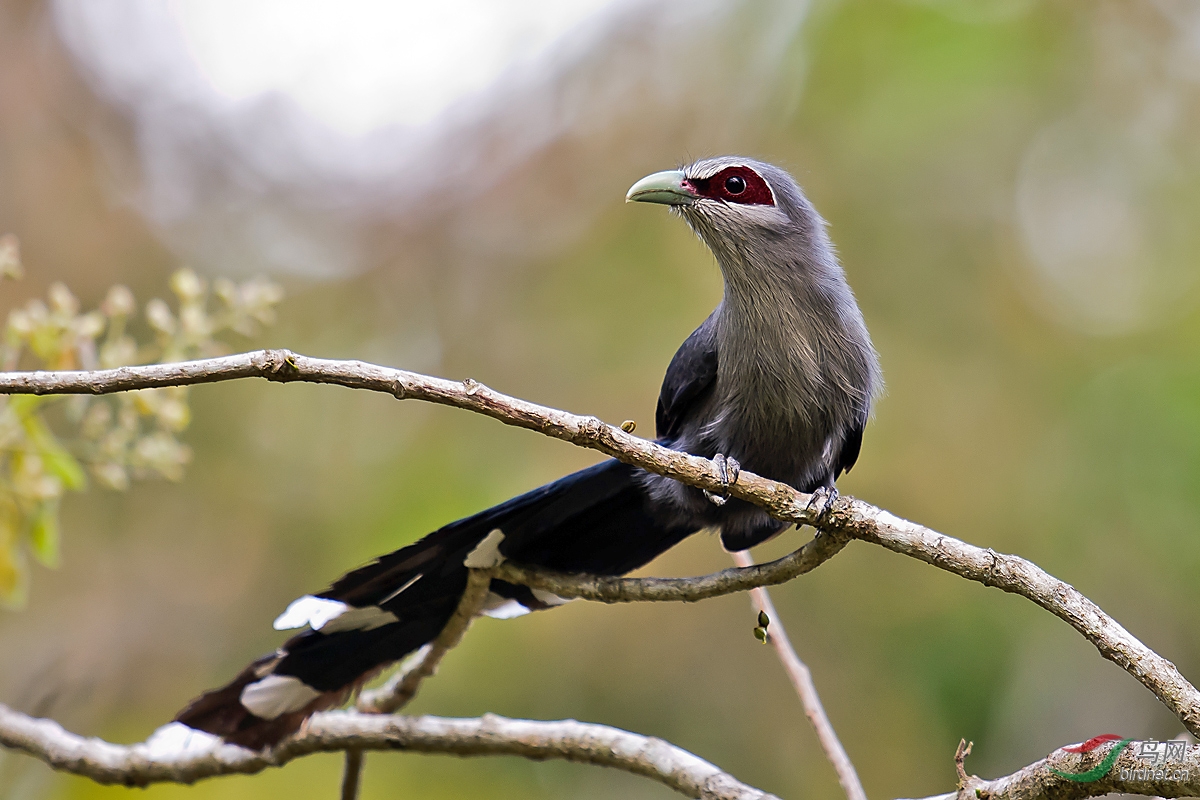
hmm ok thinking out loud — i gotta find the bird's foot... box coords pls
[703,453,741,506]
[804,485,839,525]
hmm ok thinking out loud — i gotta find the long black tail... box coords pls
[175,459,697,749]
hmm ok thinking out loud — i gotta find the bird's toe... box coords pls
[804,485,839,523]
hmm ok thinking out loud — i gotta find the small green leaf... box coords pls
[757,610,770,629]
[28,500,60,568]
[15,403,86,491]
[753,626,769,644]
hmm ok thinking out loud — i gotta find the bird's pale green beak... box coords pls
[626,170,697,205]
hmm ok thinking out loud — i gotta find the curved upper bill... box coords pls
[626,170,697,205]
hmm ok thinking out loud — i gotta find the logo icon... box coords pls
[1051,735,1131,783]
[1050,735,1189,783]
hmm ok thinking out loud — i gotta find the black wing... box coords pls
[835,409,868,479]
[656,312,719,442]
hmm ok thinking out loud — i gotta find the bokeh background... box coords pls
[3,0,1200,797]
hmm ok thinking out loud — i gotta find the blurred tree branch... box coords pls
[0,351,1198,799]
[0,704,778,799]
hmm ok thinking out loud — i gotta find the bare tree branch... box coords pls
[0,352,1197,738]
[730,550,867,800]
[901,737,1200,800]
[0,705,779,799]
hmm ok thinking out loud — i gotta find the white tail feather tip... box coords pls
[482,592,531,619]
[273,595,349,631]
[240,675,322,720]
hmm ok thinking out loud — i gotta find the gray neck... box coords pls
[709,226,869,431]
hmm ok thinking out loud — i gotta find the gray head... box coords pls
[627,156,883,442]
[626,156,836,282]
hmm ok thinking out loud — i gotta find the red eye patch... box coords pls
[683,166,774,206]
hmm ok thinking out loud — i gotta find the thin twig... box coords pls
[340,749,363,800]
[0,705,778,799]
[955,739,974,784]
[493,530,849,603]
[357,570,492,713]
[731,550,867,800]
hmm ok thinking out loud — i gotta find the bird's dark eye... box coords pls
[693,166,775,205]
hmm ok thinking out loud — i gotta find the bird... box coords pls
[174,156,883,749]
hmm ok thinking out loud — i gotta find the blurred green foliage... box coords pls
[0,235,282,607]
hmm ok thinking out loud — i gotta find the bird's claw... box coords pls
[703,453,741,506]
[804,485,839,524]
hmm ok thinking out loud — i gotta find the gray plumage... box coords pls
[638,156,882,550]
